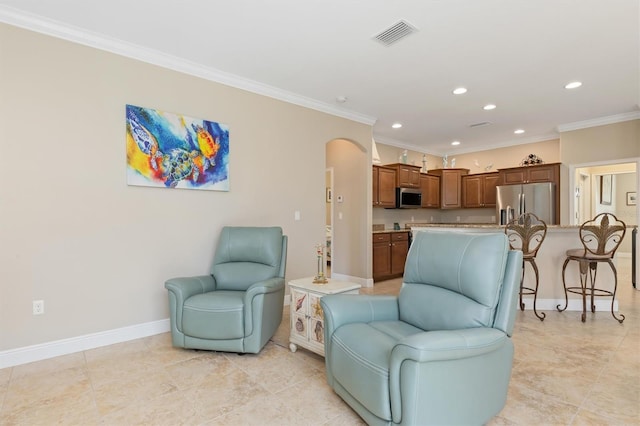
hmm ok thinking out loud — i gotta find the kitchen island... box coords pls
[408,224,624,315]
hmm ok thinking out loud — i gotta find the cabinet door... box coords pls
[373,234,391,279]
[378,167,397,207]
[483,174,499,206]
[501,168,526,185]
[421,174,440,208]
[527,165,556,183]
[308,293,324,346]
[462,175,482,208]
[441,171,462,208]
[291,289,308,341]
[390,233,409,275]
[409,168,421,187]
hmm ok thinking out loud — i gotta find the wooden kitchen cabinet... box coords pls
[373,231,409,281]
[462,172,499,208]
[427,168,469,209]
[498,163,559,185]
[373,165,396,207]
[420,173,440,208]
[385,163,421,188]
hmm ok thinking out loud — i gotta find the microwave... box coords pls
[394,187,422,209]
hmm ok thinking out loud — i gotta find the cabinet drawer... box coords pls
[391,232,408,241]
[373,233,391,243]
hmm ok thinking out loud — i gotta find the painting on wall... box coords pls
[126,104,229,190]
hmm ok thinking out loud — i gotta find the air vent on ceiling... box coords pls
[469,121,493,128]
[373,20,418,46]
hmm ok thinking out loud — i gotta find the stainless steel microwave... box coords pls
[394,187,422,209]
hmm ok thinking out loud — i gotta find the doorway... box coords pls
[325,167,333,277]
[571,160,639,288]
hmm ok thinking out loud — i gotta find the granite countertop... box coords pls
[372,229,412,234]
[406,223,581,229]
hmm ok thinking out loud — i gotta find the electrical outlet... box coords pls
[33,300,44,315]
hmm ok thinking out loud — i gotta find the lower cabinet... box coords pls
[373,232,410,281]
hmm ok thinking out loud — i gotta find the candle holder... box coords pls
[313,244,328,284]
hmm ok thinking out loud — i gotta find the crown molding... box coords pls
[0,6,377,126]
[373,133,560,157]
[557,110,640,133]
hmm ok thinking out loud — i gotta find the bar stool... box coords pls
[557,213,626,323]
[505,213,547,321]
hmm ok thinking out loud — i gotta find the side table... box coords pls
[288,277,361,356]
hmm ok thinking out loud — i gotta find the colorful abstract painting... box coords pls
[126,104,229,190]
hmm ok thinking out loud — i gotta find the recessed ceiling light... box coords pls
[453,87,467,95]
[392,123,402,129]
[451,141,461,146]
[565,81,582,89]
[483,104,497,110]
[514,129,525,134]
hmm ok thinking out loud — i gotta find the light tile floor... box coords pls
[0,260,638,425]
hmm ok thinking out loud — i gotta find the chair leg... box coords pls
[529,259,545,321]
[519,260,526,311]
[607,260,625,324]
[557,257,571,312]
[579,259,592,322]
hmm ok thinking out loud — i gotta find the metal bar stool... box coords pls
[556,213,626,323]
[505,213,547,321]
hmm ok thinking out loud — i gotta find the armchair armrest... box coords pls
[389,327,509,422]
[321,294,399,336]
[165,275,216,307]
[244,277,285,301]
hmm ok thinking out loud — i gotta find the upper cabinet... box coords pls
[462,172,499,208]
[498,163,560,185]
[385,163,421,188]
[427,168,470,209]
[420,173,440,208]
[373,165,396,208]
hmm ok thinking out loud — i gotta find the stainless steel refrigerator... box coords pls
[496,182,556,225]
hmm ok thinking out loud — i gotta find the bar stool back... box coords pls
[557,213,626,323]
[505,213,547,321]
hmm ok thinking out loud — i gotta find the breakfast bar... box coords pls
[408,224,624,314]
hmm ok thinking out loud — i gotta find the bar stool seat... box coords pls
[557,213,626,323]
[505,213,547,321]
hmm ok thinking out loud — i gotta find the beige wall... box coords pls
[0,23,371,351]
[560,120,640,164]
[444,139,560,172]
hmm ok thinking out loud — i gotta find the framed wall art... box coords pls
[126,104,229,191]
[627,192,637,206]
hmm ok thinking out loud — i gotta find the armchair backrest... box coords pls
[212,226,286,291]
[401,231,519,333]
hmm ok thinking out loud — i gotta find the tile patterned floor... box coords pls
[0,260,638,425]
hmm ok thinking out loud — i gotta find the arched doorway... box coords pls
[325,138,370,284]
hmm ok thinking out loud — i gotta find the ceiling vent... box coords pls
[373,20,418,46]
[469,121,493,128]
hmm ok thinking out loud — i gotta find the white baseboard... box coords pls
[0,319,170,369]
[521,298,619,312]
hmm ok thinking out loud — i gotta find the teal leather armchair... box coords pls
[165,226,287,354]
[321,231,522,425]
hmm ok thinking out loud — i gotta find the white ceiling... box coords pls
[1,0,639,155]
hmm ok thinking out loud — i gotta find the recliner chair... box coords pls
[165,226,287,354]
[321,230,522,425]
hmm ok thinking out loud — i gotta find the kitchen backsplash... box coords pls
[372,207,496,230]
